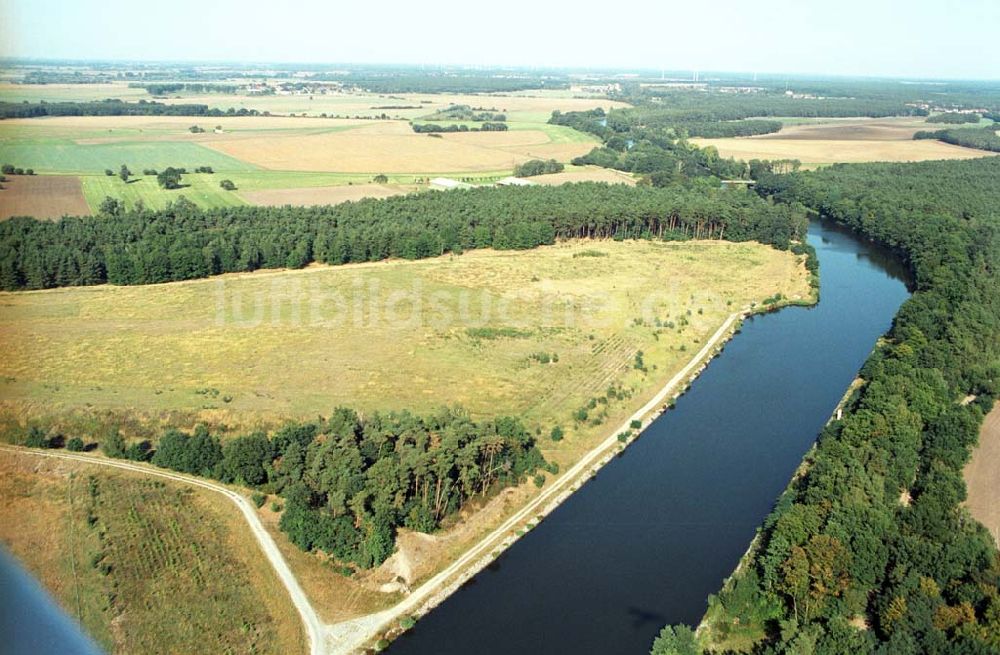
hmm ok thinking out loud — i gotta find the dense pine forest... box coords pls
[925,112,982,124]
[130,82,242,95]
[24,407,547,568]
[550,107,796,181]
[630,88,928,121]
[657,157,1000,654]
[0,182,806,291]
[914,126,1000,153]
[0,99,260,119]
[553,88,926,144]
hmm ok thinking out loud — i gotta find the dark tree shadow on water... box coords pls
[627,605,667,630]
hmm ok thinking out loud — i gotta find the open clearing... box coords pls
[693,117,996,167]
[0,240,808,457]
[528,165,637,186]
[0,175,91,219]
[0,449,305,654]
[965,401,1000,544]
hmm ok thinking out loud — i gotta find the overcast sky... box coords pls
[1,0,997,80]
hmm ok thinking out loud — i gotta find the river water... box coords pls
[388,218,911,654]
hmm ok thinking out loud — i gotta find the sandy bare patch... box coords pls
[240,183,408,207]
[0,175,91,219]
[965,401,1000,544]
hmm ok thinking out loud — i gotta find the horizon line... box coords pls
[1,56,998,84]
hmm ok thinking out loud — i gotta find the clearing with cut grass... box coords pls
[240,182,412,207]
[0,449,305,655]
[528,165,637,186]
[965,401,1000,544]
[693,117,997,167]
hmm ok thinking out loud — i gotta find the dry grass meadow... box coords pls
[0,450,305,654]
[693,117,996,167]
[0,240,809,451]
[0,175,91,219]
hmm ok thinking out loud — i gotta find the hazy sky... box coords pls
[0,0,997,79]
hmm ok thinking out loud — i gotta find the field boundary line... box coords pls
[0,446,324,655]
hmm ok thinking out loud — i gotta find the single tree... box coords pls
[101,429,126,459]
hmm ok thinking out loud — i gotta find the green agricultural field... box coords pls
[81,173,249,211]
[0,240,810,470]
[0,451,305,655]
[0,139,255,175]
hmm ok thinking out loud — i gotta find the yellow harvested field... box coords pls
[0,115,368,132]
[442,129,553,147]
[758,118,931,141]
[239,183,411,206]
[203,121,590,173]
[441,129,597,162]
[502,142,599,161]
[965,401,1000,544]
[693,118,995,166]
[0,82,149,103]
[0,115,371,147]
[529,167,637,186]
